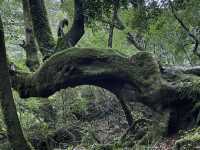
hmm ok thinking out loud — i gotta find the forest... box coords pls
[0,0,200,149]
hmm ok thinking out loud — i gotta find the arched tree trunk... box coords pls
[10,47,200,134]
[0,15,33,150]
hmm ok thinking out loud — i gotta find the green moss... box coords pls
[176,75,200,100]
[30,0,55,56]
[49,47,127,61]
[174,127,200,150]
[14,47,164,109]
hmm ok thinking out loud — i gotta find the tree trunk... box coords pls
[108,0,119,48]
[10,47,200,134]
[56,0,85,50]
[29,0,55,57]
[0,15,33,150]
[118,98,134,129]
[22,0,40,71]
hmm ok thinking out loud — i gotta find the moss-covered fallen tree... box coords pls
[11,48,161,104]
[10,47,200,135]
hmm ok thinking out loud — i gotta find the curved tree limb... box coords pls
[10,48,161,131]
[28,0,86,60]
[10,47,200,106]
[10,48,163,107]
[56,0,85,50]
[127,32,146,51]
[168,0,199,58]
[10,47,200,135]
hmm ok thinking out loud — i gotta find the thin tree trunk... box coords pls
[108,25,114,48]
[108,0,119,48]
[0,15,33,150]
[22,0,40,71]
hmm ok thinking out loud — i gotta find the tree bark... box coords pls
[10,48,161,103]
[29,0,55,57]
[0,15,33,150]
[108,0,120,48]
[56,0,85,50]
[28,0,85,56]
[21,0,40,71]
[127,32,145,51]
[118,98,134,129]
